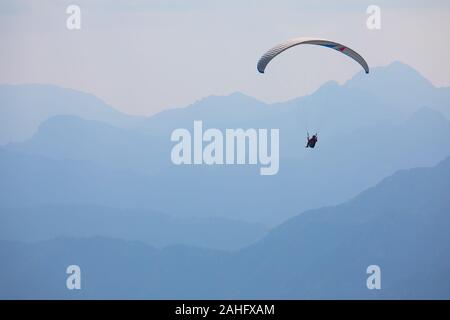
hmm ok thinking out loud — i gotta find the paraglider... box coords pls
[257,37,369,74]
[305,132,318,149]
[257,37,369,150]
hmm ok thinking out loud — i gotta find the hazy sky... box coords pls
[1,0,449,115]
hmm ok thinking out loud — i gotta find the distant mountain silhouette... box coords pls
[2,62,449,145]
[137,61,450,140]
[0,204,267,251]
[4,104,448,225]
[0,84,144,144]
[346,61,450,119]
[9,115,168,175]
[1,61,450,256]
[230,155,450,298]
[1,156,449,299]
[0,147,154,209]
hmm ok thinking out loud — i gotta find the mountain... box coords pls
[0,149,267,251]
[1,62,449,146]
[0,205,267,251]
[0,147,154,209]
[4,62,449,164]
[2,106,450,225]
[52,107,450,224]
[2,62,450,226]
[137,61,450,139]
[8,115,168,175]
[0,84,144,145]
[1,156,449,299]
[230,155,450,299]
[346,61,450,119]
[136,92,271,134]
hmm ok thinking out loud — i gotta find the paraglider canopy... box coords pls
[257,37,369,74]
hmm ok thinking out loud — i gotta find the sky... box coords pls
[1,0,450,115]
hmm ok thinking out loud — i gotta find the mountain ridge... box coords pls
[3,61,449,145]
[1,155,449,299]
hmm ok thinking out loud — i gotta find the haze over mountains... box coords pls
[2,62,450,227]
[1,156,449,299]
[0,84,143,145]
[2,61,449,144]
[0,61,449,282]
[0,204,267,251]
